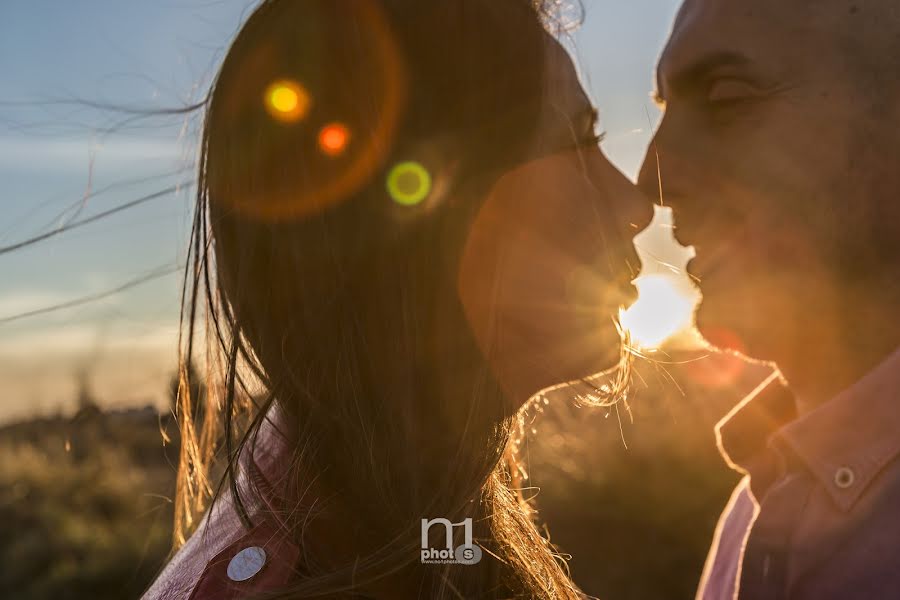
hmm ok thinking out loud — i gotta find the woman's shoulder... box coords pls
[142,406,301,599]
[143,506,301,599]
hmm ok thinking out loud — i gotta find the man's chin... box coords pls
[695,295,755,356]
[696,304,781,367]
[697,322,744,353]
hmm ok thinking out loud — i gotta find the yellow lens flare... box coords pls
[318,123,351,157]
[386,161,431,206]
[264,80,311,123]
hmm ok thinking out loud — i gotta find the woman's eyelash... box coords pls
[583,129,604,145]
[582,108,602,143]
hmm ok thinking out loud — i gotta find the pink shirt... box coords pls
[142,405,302,599]
[698,348,900,599]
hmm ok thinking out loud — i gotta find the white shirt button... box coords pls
[834,466,856,489]
[227,546,267,582]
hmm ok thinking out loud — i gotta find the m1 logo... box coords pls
[420,517,483,565]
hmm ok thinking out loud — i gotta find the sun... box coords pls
[620,274,695,349]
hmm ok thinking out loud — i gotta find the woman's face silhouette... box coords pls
[207,1,651,418]
[459,39,652,407]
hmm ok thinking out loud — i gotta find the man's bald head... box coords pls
[664,0,900,99]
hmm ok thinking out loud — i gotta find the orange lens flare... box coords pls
[220,2,406,221]
[264,80,311,123]
[318,123,350,157]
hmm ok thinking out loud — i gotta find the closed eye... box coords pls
[707,78,760,105]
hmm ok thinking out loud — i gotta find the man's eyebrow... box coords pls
[657,51,753,102]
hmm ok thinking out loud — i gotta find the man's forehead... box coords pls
[672,0,810,32]
[667,0,774,64]
[658,0,812,92]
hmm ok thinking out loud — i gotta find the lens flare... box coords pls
[684,327,748,388]
[218,3,406,221]
[318,123,351,157]
[619,274,695,349]
[387,161,432,206]
[264,80,311,123]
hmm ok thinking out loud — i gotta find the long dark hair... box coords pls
[175,0,588,597]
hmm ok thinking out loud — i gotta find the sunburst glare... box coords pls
[620,275,695,349]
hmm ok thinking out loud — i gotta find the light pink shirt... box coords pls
[698,348,900,599]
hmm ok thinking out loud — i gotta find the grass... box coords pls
[0,406,178,599]
[0,353,765,599]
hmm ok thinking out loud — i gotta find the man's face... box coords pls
[640,0,900,364]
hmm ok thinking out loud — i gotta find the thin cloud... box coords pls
[0,136,191,170]
[0,321,178,356]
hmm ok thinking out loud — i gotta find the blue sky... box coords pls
[0,0,682,421]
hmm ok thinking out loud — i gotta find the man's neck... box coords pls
[780,288,900,414]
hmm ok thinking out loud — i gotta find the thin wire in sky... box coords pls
[0,182,194,257]
[0,264,182,325]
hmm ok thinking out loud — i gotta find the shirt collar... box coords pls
[715,371,797,493]
[716,348,900,512]
[776,347,900,511]
[242,402,297,517]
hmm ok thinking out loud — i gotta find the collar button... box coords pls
[227,546,267,582]
[834,466,856,489]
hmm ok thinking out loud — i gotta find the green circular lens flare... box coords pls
[386,161,432,206]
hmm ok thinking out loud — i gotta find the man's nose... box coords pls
[637,140,664,204]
